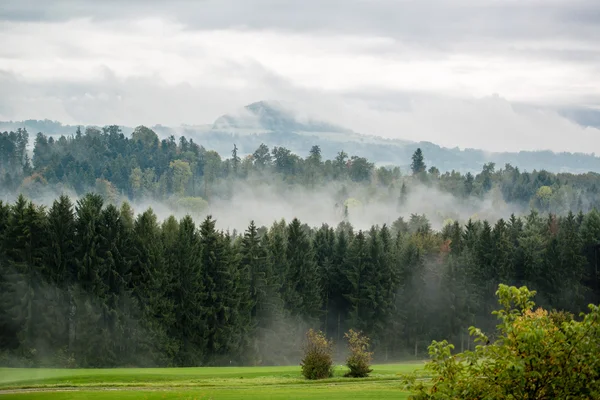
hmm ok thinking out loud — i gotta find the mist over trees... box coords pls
[2,125,600,220]
[1,192,599,367]
[1,124,600,368]
[4,112,600,174]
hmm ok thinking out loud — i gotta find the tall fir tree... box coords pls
[285,218,322,321]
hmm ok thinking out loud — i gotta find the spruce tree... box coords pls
[313,224,335,334]
[410,148,426,176]
[199,215,240,364]
[285,218,322,321]
[171,215,205,366]
[240,221,274,333]
[344,231,370,333]
[46,195,77,356]
[1,196,51,363]
[556,212,587,311]
[132,208,176,365]
[74,193,106,297]
[47,195,76,286]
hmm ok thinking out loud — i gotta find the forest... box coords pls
[2,125,600,219]
[1,193,599,367]
[1,125,600,368]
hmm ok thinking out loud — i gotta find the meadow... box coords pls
[0,363,423,399]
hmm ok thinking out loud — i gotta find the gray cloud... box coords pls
[3,0,600,45]
[2,68,599,155]
[1,0,600,154]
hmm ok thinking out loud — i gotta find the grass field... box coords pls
[0,363,424,399]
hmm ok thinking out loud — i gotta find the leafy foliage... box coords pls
[300,329,334,380]
[344,329,373,378]
[409,284,600,399]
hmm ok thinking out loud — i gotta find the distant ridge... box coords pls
[3,101,600,174]
[212,101,352,134]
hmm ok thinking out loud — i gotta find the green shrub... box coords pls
[344,329,373,378]
[409,284,600,399]
[300,329,334,380]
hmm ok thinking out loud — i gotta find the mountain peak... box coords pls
[212,101,352,134]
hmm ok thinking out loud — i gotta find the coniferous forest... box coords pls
[1,125,600,368]
[3,126,600,215]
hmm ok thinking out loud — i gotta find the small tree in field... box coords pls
[409,284,600,399]
[300,329,334,380]
[344,329,373,377]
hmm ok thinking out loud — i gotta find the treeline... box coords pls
[1,193,599,367]
[2,126,600,214]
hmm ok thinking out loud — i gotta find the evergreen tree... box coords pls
[199,216,240,364]
[398,183,408,210]
[313,224,335,334]
[171,215,205,366]
[74,193,106,297]
[410,148,426,176]
[285,218,322,321]
[131,208,176,365]
[46,195,76,285]
[344,231,370,333]
[1,196,51,362]
[555,212,587,310]
[398,238,426,354]
[231,144,240,175]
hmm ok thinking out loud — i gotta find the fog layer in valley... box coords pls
[122,179,521,233]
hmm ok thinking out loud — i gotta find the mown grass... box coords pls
[0,362,424,399]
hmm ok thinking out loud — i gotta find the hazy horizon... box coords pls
[2,0,600,154]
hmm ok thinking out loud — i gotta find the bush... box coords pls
[408,284,600,399]
[300,329,334,380]
[344,329,373,377]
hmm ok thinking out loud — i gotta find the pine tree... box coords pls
[131,208,177,365]
[238,221,268,362]
[240,221,271,328]
[231,144,240,175]
[492,219,514,284]
[97,204,135,365]
[344,231,372,334]
[329,226,351,343]
[313,224,335,334]
[74,193,106,297]
[199,215,240,365]
[1,196,51,363]
[285,218,322,321]
[46,195,76,286]
[397,183,408,210]
[267,220,289,302]
[556,212,587,311]
[464,172,474,196]
[410,148,426,176]
[398,238,426,353]
[46,195,77,356]
[365,227,391,344]
[170,215,205,366]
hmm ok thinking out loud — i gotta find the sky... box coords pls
[1,0,600,153]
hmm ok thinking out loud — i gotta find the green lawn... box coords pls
[0,363,423,399]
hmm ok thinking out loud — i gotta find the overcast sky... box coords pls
[2,0,600,153]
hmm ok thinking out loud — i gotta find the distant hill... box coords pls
[212,101,353,134]
[3,102,600,174]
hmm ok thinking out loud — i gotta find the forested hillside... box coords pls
[2,125,600,222]
[4,103,600,175]
[2,124,600,368]
[0,193,599,367]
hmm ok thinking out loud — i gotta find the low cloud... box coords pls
[0,6,599,153]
